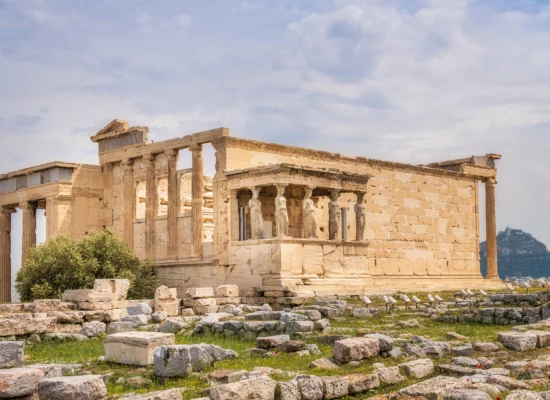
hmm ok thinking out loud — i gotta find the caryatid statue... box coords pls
[355,191,366,241]
[302,186,318,238]
[249,186,264,239]
[275,184,289,237]
[328,189,341,240]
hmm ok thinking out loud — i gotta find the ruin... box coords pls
[0,119,504,302]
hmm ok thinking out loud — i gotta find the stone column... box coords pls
[485,178,499,279]
[121,159,134,248]
[190,144,204,258]
[165,149,179,259]
[21,201,36,269]
[0,207,13,303]
[144,154,156,260]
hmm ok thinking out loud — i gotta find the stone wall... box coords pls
[221,138,481,288]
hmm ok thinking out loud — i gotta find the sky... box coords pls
[1,0,550,296]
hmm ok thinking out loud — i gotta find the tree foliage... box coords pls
[16,229,159,301]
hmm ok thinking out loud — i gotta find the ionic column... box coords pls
[21,201,36,269]
[165,150,179,259]
[485,178,498,279]
[121,159,134,248]
[144,154,156,260]
[190,144,204,258]
[0,207,13,303]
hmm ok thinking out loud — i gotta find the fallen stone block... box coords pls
[209,375,276,400]
[364,333,393,352]
[107,322,137,334]
[256,335,290,350]
[322,376,349,399]
[48,311,85,324]
[44,333,89,342]
[0,315,56,336]
[505,390,544,400]
[334,337,379,363]
[399,376,463,399]
[28,299,75,313]
[127,303,153,316]
[104,331,175,366]
[473,342,500,352]
[122,314,150,326]
[296,375,323,400]
[158,318,190,334]
[399,358,434,379]
[80,321,106,337]
[0,341,24,368]
[278,340,306,353]
[26,363,63,378]
[153,344,238,377]
[347,373,380,394]
[120,388,183,399]
[444,389,492,400]
[38,375,107,400]
[285,320,314,334]
[498,332,537,351]
[207,369,247,386]
[0,367,44,398]
[375,366,405,384]
[525,330,550,348]
[309,358,340,370]
[62,289,112,303]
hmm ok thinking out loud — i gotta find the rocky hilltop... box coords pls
[481,227,550,278]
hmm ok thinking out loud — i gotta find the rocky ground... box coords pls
[4,289,550,399]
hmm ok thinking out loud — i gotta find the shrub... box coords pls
[16,229,159,301]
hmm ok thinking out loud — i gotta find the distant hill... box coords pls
[480,227,550,278]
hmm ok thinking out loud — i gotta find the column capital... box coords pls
[103,162,114,172]
[0,206,15,216]
[484,177,497,185]
[189,143,202,152]
[19,201,36,210]
[142,153,156,166]
[120,159,134,170]
[164,149,178,160]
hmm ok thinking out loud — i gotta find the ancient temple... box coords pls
[0,120,503,301]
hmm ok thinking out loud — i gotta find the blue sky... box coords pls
[1,0,550,293]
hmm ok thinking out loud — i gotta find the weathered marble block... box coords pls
[0,341,25,368]
[0,368,44,398]
[104,332,175,366]
[334,337,379,363]
[62,289,112,303]
[0,315,56,337]
[38,375,107,400]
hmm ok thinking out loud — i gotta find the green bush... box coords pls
[16,229,159,301]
